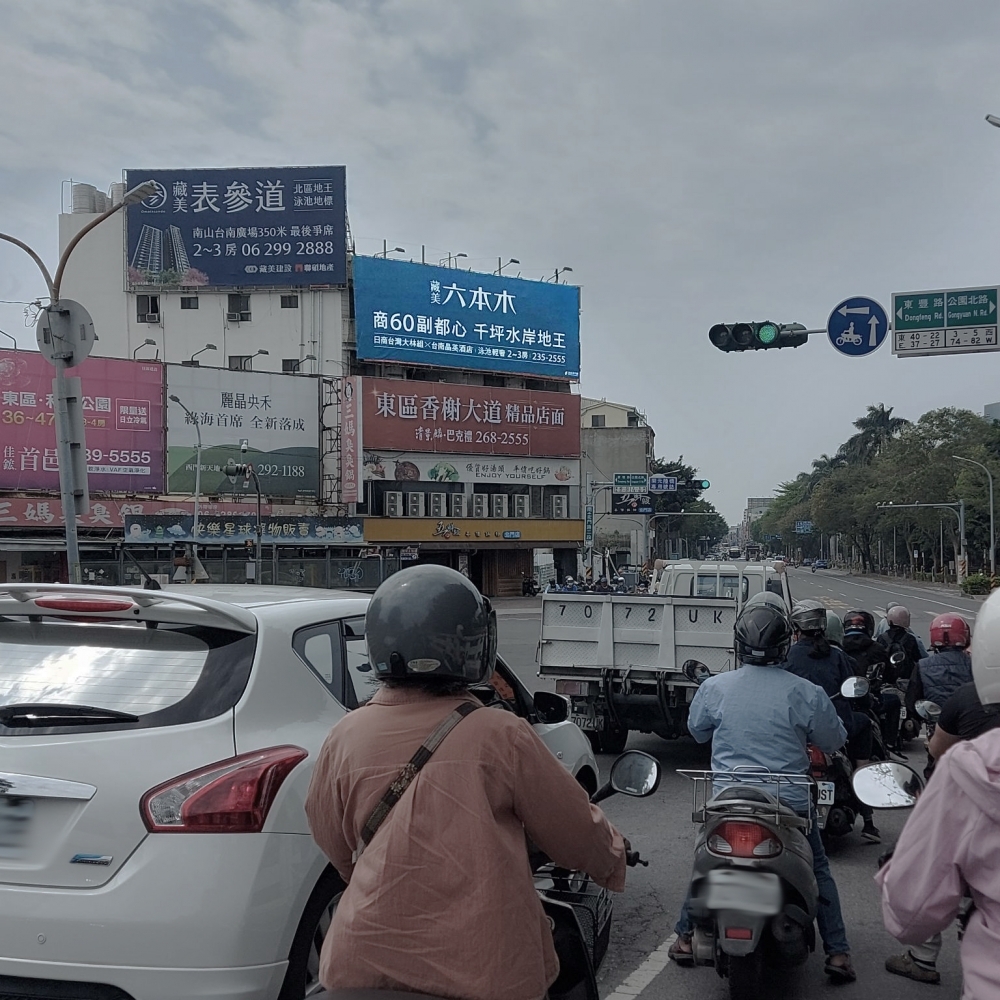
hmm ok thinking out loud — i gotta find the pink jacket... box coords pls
[305,686,626,1000]
[876,727,1000,999]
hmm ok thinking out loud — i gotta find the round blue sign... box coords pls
[828,296,889,357]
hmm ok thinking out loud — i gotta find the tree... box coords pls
[838,404,909,466]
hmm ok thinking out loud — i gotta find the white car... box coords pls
[0,583,597,1000]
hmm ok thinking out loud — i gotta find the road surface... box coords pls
[496,568,971,999]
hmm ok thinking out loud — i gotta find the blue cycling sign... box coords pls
[827,296,889,357]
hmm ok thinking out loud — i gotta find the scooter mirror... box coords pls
[890,651,906,666]
[840,675,870,699]
[609,750,661,797]
[915,699,942,722]
[852,761,924,809]
[682,659,712,685]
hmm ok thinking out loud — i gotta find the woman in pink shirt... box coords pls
[305,566,627,1000]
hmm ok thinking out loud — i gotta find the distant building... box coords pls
[742,496,773,544]
[985,402,1000,424]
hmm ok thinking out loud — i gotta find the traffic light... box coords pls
[708,322,809,352]
[695,480,710,490]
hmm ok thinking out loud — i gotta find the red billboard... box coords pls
[361,377,580,457]
[0,351,164,492]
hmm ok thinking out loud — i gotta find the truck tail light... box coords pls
[141,746,308,833]
[707,821,781,859]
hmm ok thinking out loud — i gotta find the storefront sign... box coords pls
[362,451,579,486]
[124,514,363,546]
[0,351,164,492]
[340,376,363,503]
[361,377,580,458]
[354,257,580,380]
[125,166,347,287]
[363,517,583,544]
[166,365,320,498]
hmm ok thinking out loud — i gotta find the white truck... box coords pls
[538,561,794,751]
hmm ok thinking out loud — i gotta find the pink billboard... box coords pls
[0,350,164,492]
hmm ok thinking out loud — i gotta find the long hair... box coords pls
[801,631,832,659]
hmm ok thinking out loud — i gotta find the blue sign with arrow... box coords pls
[827,296,889,357]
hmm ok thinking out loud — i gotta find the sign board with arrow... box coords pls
[827,296,889,357]
[892,286,998,357]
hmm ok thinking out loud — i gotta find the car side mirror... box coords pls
[533,691,568,725]
[841,676,869,699]
[682,659,712,685]
[915,699,942,722]
[852,761,924,808]
[609,750,661,797]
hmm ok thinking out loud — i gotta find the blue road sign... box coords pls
[828,296,889,357]
[648,475,677,493]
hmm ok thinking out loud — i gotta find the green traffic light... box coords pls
[756,322,778,345]
[699,480,711,489]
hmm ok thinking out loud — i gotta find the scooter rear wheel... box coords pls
[728,950,764,1000]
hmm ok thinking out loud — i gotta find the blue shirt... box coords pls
[688,664,848,812]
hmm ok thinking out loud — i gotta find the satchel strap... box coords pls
[352,701,480,863]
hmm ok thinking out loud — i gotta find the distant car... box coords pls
[802,558,813,566]
[814,559,829,569]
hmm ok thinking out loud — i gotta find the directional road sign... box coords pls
[892,285,999,357]
[613,473,652,515]
[795,520,813,534]
[827,296,889,357]
[648,475,677,493]
[614,473,649,491]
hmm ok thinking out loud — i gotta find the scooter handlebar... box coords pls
[626,850,648,867]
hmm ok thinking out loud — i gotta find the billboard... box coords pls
[124,514,363,546]
[340,376,362,504]
[165,366,320,499]
[360,377,580,458]
[362,452,579,487]
[353,256,580,380]
[125,166,347,288]
[612,474,653,515]
[0,350,164,492]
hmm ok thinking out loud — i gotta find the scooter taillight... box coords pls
[807,745,828,778]
[708,821,782,859]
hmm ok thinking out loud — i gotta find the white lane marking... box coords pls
[820,577,979,615]
[604,935,676,1000]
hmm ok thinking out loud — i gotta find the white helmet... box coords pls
[971,589,1000,705]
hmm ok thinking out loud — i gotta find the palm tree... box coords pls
[805,453,844,496]
[838,404,909,465]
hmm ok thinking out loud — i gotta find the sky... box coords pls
[3,0,1000,523]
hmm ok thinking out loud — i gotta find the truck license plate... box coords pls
[816,782,835,806]
[570,714,599,731]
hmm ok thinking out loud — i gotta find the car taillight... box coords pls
[707,821,782,858]
[35,597,135,613]
[725,927,754,940]
[141,746,308,833]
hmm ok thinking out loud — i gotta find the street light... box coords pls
[986,114,1000,128]
[287,354,317,373]
[169,394,203,574]
[876,500,967,578]
[553,266,573,283]
[494,258,519,275]
[184,343,217,367]
[133,337,156,358]
[377,243,406,258]
[439,252,468,268]
[244,349,269,370]
[0,177,157,584]
[0,329,15,349]
[953,454,995,578]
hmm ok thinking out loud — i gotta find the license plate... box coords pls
[0,797,34,858]
[899,707,907,720]
[816,804,831,830]
[570,714,599,731]
[816,781,835,806]
[704,869,782,915]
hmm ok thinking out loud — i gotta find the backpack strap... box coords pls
[352,700,480,863]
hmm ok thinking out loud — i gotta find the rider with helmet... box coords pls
[843,610,901,749]
[876,591,1000,999]
[909,613,974,709]
[304,565,628,1000]
[668,598,856,982]
[876,605,924,680]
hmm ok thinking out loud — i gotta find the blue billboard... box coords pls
[353,256,581,380]
[124,166,346,288]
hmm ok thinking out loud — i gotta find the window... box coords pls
[227,293,251,322]
[282,359,301,373]
[292,623,343,699]
[280,294,299,309]
[180,296,199,310]
[591,414,606,428]
[342,616,377,708]
[136,294,159,322]
[229,355,251,371]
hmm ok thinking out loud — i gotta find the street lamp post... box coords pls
[244,349,269,370]
[494,258,519,275]
[133,338,156,359]
[288,353,317,373]
[953,454,995,578]
[377,243,406,258]
[169,395,202,575]
[185,343,217,366]
[0,179,157,583]
[0,329,15,349]
[876,500,967,580]
[438,252,468,268]
[553,266,573,283]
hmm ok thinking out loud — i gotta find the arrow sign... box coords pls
[839,305,871,316]
[868,315,879,347]
[828,295,889,358]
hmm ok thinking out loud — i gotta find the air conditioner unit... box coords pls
[407,492,426,518]
[450,493,466,518]
[385,491,403,517]
[552,495,568,519]
[472,494,488,518]
[491,494,508,519]
[429,492,447,518]
[226,312,241,323]
[514,495,530,519]
[239,311,252,322]
[144,313,160,324]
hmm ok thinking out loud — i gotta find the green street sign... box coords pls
[893,291,944,331]
[892,285,1000,357]
[946,288,997,328]
[613,473,648,491]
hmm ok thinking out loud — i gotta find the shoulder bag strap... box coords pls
[352,700,480,863]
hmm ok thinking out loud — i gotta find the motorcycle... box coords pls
[522,574,541,597]
[807,742,854,839]
[318,749,660,1000]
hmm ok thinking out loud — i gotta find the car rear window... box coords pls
[0,620,255,735]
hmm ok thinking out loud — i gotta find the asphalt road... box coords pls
[496,568,971,1000]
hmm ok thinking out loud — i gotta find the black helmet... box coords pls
[366,565,497,684]
[734,602,793,666]
[790,599,827,634]
[843,609,875,637]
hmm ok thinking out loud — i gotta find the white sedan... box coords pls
[0,583,597,1000]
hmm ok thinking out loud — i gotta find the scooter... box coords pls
[522,574,541,596]
[808,742,855,839]
[317,749,660,1000]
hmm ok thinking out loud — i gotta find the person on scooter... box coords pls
[843,610,901,750]
[875,602,929,658]
[668,596,857,982]
[876,589,1000,999]
[908,613,973,711]
[304,565,629,1000]
[876,605,924,680]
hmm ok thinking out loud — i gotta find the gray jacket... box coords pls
[918,649,974,707]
